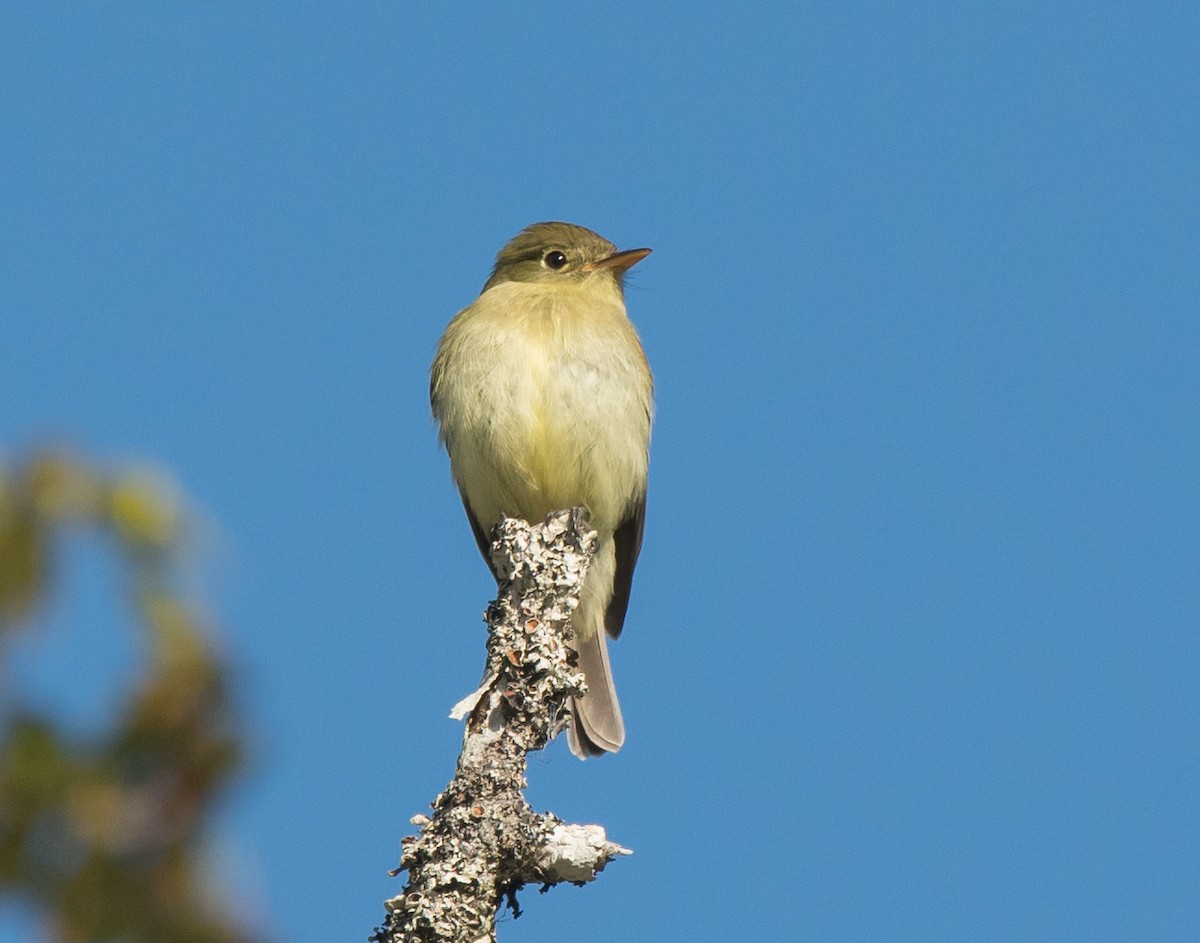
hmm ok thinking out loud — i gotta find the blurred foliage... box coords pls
[0,451,256,943]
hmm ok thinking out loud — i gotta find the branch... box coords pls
[375,509,631,943]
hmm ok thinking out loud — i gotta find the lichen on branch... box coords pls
[376,509,631,943]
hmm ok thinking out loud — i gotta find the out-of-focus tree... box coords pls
[0,451,256,943]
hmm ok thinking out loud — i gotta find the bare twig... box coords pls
[375,509,631,943]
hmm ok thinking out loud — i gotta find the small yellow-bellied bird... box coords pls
[430,222,653,758]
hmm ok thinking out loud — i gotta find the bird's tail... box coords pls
[566,585,625,758]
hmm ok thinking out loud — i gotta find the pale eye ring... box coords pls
[542,250,568,270]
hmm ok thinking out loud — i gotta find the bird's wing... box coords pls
[461,496,492,565]
[605,493,646,640]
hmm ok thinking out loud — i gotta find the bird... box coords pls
[430,221,653,758]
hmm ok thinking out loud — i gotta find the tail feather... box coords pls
[565,604,625,758]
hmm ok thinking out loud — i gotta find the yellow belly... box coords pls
[432,279,652,538]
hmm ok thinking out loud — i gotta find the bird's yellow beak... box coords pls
[582,247,652,273]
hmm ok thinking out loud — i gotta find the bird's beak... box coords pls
[582,247,652,273]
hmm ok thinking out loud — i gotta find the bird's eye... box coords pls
[542,250,568,270]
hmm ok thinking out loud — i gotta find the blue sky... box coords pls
[2,1,1197,941]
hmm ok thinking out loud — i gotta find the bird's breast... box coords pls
[432,282,651,536]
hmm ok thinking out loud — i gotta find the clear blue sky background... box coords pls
[2,2,1197,941]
